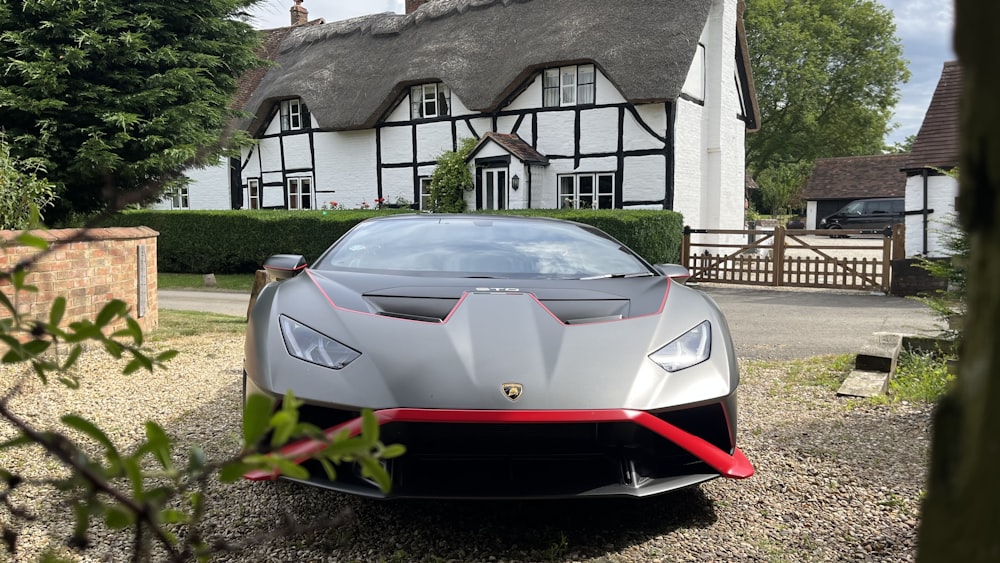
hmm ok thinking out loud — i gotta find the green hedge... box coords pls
[105,209,683,274]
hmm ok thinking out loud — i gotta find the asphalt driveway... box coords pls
[158,285,939,360]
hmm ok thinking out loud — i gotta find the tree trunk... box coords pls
[917,1,1000,561]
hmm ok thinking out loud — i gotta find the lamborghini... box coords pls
[243,214,753,498]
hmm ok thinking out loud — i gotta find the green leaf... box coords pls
[160,509,190,525]
[144,421,173,471]
[381,444,407,459]
[104,504,135,530]
[360,408,380,443]
[15,232,48,250]
[269,410,296,448]
[155,349,178,363]
[61,345,82,371]
[358,456,391,493]
[242,393,273,448]
[49,296,66,327]
[94,300,127,328]
[61,415,120,464]
[0,433,33,451]
[318,457,338,481]
[218,462,253,483]
[188,446,206,474]
[270,457,310,480]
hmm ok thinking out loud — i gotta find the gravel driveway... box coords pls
[1,329,929,562]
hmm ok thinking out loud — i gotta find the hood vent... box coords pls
[365,295,459,323]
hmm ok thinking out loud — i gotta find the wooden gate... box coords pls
[681,225,905,293]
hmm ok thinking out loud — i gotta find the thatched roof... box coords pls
[242,0,716,132]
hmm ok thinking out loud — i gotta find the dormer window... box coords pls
[280,98,310,131]
[410,83,451,119]
[543,64,596,107]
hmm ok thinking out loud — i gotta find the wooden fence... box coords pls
[681,225,906,293]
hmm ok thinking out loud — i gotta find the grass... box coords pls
[151,309,246,341]
[158,273,255,292]
[886,349,956,403]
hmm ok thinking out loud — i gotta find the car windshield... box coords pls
[314,216,654,279]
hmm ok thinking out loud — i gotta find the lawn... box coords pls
[158,273,255,292]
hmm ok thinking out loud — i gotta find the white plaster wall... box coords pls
[384,95,410,123]
[257,137,284,175]
[381,167,415,209]
[623,155,667,202]
[282,134,312,171]
[625,104,668,151]
[905,174,959,257]
[580,108,621,154]
[313,130,378,203]
[536,111,575,157]
[380,125,413,165]
[187,161,231,210]
[594,70,625,105]
[467,117,492,139]
[416,121,454,162]
[673,98,704,228]
[495,115,520,135]
[681,43,706,101]
[806,200,819,230]
[505,76,541,112]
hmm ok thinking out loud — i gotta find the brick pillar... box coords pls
[291,0,308,26]
[406,0,431,14]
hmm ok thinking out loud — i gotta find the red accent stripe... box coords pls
[243,407,754,481]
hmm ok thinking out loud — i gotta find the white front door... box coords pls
[482,168,506,210]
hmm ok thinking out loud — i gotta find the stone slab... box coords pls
[838,369,890,397]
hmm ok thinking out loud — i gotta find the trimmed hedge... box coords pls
[105,209,683,274]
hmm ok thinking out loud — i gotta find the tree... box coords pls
[0,0,264,223]
[744,0,909,177]
[917,1,1000,559]
[429,138,477,213]
[0,134,54,229]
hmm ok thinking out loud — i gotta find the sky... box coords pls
[247,0,955,147]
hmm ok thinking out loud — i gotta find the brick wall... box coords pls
[0,227,159,334]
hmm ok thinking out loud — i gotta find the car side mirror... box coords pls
[654,264,691,284]
[263,254,308,280]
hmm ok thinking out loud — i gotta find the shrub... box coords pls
[104,209,683,274]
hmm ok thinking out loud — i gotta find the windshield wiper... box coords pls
[579,272,655,280]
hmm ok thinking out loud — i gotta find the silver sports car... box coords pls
[243,214,753,498]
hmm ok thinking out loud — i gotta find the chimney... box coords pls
[291,0,308,26]
[406,0,431,14]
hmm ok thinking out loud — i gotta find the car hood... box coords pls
[245,269,737,411]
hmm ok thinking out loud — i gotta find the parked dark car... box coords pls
[820,198,904,231]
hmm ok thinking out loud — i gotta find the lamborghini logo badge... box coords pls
[502,383,523,402]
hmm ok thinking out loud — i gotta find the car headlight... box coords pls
[279,315,360,370]
[649,321,711,372]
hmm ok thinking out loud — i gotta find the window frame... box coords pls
[279,98,309,131]
[543,64,596,108]
[170,186,190,210]
[557,173,616,209]
[286,177,313,210]
[410,83,451,119]
[247,178,260,210]
[419,177,433,211]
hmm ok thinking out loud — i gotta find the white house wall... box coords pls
[219,0,749,234]
[905,174,959,257]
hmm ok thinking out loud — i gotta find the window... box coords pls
[410,83,451,119]
[543,64,596,107]
[419,177,433,210]
[247,178,260,210]
[287,177,312,210]
[280,98,310,131]
[169,187,189,209]
[558,173,615,209]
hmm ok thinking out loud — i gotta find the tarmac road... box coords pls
[157,285,939,361]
